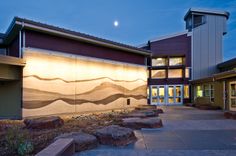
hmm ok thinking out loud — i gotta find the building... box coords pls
[0,8,235,119]
[191,58,236,111]
[0,17,149,119]
[140,8,230,106]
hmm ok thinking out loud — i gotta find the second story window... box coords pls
[151,69,166,79]
[169,57,183,66]
[168,69,183,78]
[152,58,166,66]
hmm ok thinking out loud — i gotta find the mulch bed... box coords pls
[0,111,128,156]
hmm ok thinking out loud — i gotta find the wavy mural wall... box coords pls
[22,48,147,117]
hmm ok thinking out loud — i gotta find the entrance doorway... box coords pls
[229,82,236,111]
[151,85,183,105]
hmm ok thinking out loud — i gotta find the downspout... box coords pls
[19,21,25,58]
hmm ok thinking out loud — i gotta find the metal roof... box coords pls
[184,8,230,20]
[2,17,151,56]
[217,57,236,69]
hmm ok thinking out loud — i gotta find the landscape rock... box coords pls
[224,111,233,119]
[55,132,98,152]
[122,117,163,129]
[196,104,221,110]
[95,125,136,146]
[224,111,236,119]
[122,110,158,118]
[135,105,157,111]
[24,116,64,129]
[155,108,164,114]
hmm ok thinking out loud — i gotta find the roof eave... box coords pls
[184,8,230,20]
[8,18,151,56]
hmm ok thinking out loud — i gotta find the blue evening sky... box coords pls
[0,0,235,60]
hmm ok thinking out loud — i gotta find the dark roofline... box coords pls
[3,17,151,56]
[184,8,230,20]
[217,57,236,69]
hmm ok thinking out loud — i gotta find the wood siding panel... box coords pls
[25,30,146,65]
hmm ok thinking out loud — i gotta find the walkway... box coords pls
[75,106,236,156]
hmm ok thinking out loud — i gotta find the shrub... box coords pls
[5,126,34,155]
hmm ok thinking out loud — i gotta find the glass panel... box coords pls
[231,84,236,97]
[151,70,166,79]
[159,98,165,103]
[176,86,181,97]
[152,58,166,66]
[151,87,157,97]
[168,69,182,78]
[152,98,158,103]
[169,57,183,66]
[168,98,174,103]
[168,86,174,97]
[185,68,190,78]
[196,86,203,97]
[159,86,165,97]
[176,97,181,103]
[184,85,189,98]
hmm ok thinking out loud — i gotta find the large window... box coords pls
[168,69,182,78]
[195,84,214,102]
[184,85,189,98]
[169,57,183,66]
[152,58,166,66]
[151,70,166,79]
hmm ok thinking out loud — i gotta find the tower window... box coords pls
[194,15,206,28]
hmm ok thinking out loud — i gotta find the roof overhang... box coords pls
[0,55,25,66]
[184,8,230,21]
[190,76,214,84]
[214,69,236,80]
[3,17,151,56]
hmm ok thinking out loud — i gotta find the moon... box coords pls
[113,20,119,27]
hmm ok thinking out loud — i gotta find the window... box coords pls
[203,85,210,97]
[184,85,189,98]
[152,58,166,66]
[196,85,203,97]
[196,84,214,102]
[185,68,190,78]
[168,69,182,78]
[194,15,206,28]
[169,57,183,66]
[151,70,166,79]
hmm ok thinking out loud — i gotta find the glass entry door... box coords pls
[151,85,165,105]
[229,82,236,111]
[151,85,183,105]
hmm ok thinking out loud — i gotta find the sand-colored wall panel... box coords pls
[23,48,147,117]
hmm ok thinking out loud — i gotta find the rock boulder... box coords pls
[55,132,98,152]
[95,125,136,146]
[122,117,163,129]
[24,116,64,129]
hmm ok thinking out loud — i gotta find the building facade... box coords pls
[0,17,149,118]
[140,8,230,106]
[0,8,235,119]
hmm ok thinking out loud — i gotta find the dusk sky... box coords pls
[0,0,235,60]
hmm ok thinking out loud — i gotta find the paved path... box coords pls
[75,106,236,156]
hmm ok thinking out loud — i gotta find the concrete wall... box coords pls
[22,48,147,117]
[192,15,227,80]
